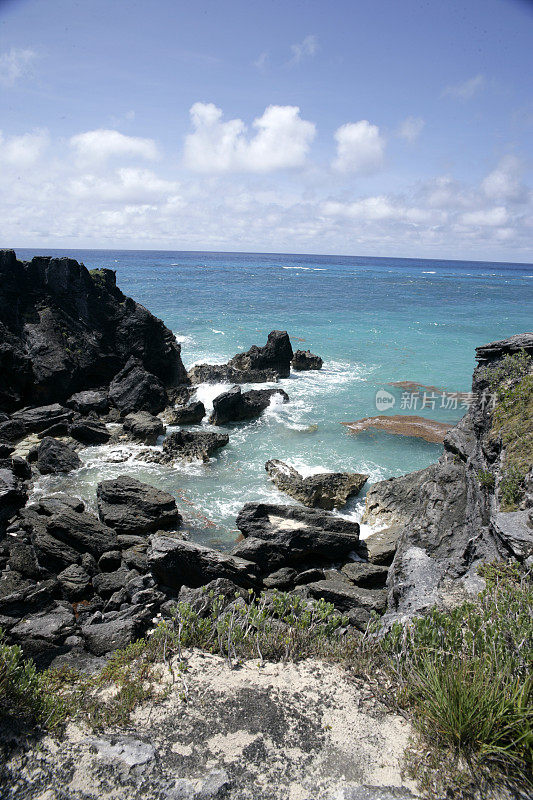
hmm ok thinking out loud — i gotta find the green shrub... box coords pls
[499,465,526,510]
[483,349,532,392]
[477,469,495,491]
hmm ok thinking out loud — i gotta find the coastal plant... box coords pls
[477,469,495,491]
[379,562,533,787]
[499,465,526,510]
[482,349,532,392]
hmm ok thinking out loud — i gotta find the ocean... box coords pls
[15,248,533,549]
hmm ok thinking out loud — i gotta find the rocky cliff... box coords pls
[0,250,188,411]
[363,332,533,620]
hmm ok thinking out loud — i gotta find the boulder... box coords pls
[45,506,119,560]
[162,430,229,462]
[108,358,168,415]
[11,404,73,433]
[176,578,246,617]
[10,602,76,643]
[291,350,323,370]
[149,534,258,589]
[166,400,206,425]
[232,503,360,574]
[229,330,293,378]
[265,459,368,510]
[82,619,139,656]
[0,417,26,442]
[57,564,92,600]
[66,390,109,416]
[37,437,81,474]
[341,561,389,588]
[92,568,138,599]
[97,475,181,535]
[69,420,111,445]
[123,411,165,444]
[187,364,278,385]
[305,579,387,629]
[358,527,402,566]
[210,386,289,426]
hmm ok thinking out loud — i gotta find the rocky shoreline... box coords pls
[0,250,532,673]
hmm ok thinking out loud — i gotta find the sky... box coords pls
[0,0,532,261]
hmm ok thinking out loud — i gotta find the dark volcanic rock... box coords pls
[70,420,111,445]
[341,561,389,588]
[187,364,278,385]
[0,417,26,442]
[265,459,367,510]
[97,475,181,535]
[232,503,360,574]
[66,390,109,415]
[82,619,139,656]
[123,411,165,444]
[57,564,92,600]
[210,386,289,426]
[229,330,294,378]
[45,506,119,560]
[162,430,229,462]
[166,400,206,425]
[0,250,188,412]
[291,350,323,371]
[108,358,168,415]
[305,579,387,615]
[0,465,28,534]
[37,437,81,474]
[149,534,258,589]
[11,404,73,433]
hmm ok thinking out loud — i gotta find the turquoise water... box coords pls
[17,249,533,549]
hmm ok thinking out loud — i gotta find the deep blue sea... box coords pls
[16,248,533,548]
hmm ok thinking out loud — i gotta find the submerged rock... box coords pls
[97,475,181,535]
[265,459,367,510]
[37,437,81,474]
[123,410,165,444]
[210,386,289,425]
[291,349,323,370]
[162,430,229,462]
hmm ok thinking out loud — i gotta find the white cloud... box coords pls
[443,74,485,100]
[482,155,528,203]
[461,207,509,227]
[323,196,431,223]
[397,116,425,142]
[69,168,179,203]
[0,48,37,87]
[333,120,385,174]
[253,51,269,71]
[183,102,316,173]
[0,129,49,167]
[69,129,158,163]
[290,35,318,64]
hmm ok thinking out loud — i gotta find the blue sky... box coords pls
[0,0,532,260]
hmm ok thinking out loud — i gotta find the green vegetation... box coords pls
[477,469,495,491]
[1,567,531,798]
[482,350,532,510]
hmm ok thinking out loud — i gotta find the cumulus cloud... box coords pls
[183,103,316,173]
[323,196,431,223]
[481,155,528,203]
[290,35,318,64]
[461,207,509,227]
[0,129,49,167]
[443,74,485,100]
[0,47,37,87]
[70,129,158,163]
[332,120,385,174]
[397,116,425,142]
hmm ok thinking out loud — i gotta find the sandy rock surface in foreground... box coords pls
[2,651,418,800]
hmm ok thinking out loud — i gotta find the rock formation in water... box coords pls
[0,249,188,412]
[265,459,367,509]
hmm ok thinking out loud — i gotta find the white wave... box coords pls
[195,382,231,411]
[211,329,225,334]
[174,332,194,346]
[422,271,436,274]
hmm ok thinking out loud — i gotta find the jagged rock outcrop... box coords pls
[265,459,368,509]
[187,364,278,385]
[291,349,323,370]
[166,400,206,425]
[123,411,165,444]
[364,333,533,621]
[36,437,81,474]
[108,358,168,415]
[0,250,188,412]
[149,535,258,589]
[162,430,229,462]
[188,330,294,384]
[210,386,289,425]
